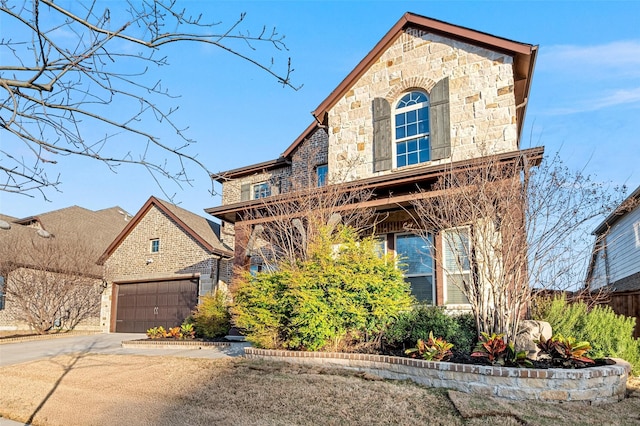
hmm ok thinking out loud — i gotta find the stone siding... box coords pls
[328,28,519,182]
[221,129,329,207]
[245,348,630,404]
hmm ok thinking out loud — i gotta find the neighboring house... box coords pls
[98,196,233,333]
[586,185,640,337]
[206,13,543,307]
[0,206,129,331]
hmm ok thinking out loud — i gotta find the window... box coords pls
[634,221,640,248]
[150,238,160,253]
[0,276,5,310]
[316,164,328,187]
[372,78,449,173]
[253,182,271,199]
[373,236,386,258]
[442,228,471,305]
[249,264,263,276]
[395,233,434,303]
[394,91,430,168]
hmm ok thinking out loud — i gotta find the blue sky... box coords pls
[2,0,639,220]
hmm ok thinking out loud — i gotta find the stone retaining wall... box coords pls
[244,348,630,404]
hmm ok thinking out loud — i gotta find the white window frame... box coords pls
[252,182,271,199]
[392,91,430,169]
[394,233,435,304]
[634,221,640,248]
[150,238,160,253]
[373,235,387,258]
[442,227,472,307]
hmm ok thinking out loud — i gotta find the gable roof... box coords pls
[214,12,538,179]
[312,12,536,129]
[99,196,232,264]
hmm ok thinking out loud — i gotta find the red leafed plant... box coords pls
[405,331,454,361]
[471,332,508,363]
[471,332,532,367]
[537,335,595,367]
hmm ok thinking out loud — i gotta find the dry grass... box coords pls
[0,354,638,426]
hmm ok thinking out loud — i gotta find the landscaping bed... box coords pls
[244,347,631,404]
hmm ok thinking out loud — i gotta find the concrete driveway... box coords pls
[0,333,249,367]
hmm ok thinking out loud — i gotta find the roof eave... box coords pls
[592,185,640,235]
[281,121,320,158]
[98,197,233,264]
[207,146,544,224]
[213,157,291,183]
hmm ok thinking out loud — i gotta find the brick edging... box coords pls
[122,339,231,349]
[0,331,101,345]
[244,347,631,403]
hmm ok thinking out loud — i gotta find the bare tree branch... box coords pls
[0,229,105,333]
[0,0,301,199]
[408,152,625,342]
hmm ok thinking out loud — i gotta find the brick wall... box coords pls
[290,128,329,188]
[221,167,292,206]
[104,206,218,280]
[101,205,224,331]
[0,269,101,331]
[328,27,519,182]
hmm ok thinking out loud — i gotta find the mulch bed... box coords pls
[379,347,616,370]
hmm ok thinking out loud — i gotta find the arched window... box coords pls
[394,91,430,167]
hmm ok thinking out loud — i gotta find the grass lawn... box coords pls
[0,354,638,425]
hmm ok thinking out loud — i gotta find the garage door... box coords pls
[115,279,198,333]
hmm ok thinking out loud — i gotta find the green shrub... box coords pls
[533,295,640,374]
[191,291,231,339]
[232,225,415,351]
[385,305,476,354]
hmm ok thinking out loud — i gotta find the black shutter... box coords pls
[240,183,250,201]
[372,97,392,172]
[430,77,451,160]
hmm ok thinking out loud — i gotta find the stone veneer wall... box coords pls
[245,348,630,404]
[101,205,222,331]
[328,27,520,182]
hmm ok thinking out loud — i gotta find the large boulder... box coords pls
[515,320,552,360]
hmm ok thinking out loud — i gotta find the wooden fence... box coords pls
[607,290,640,338]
